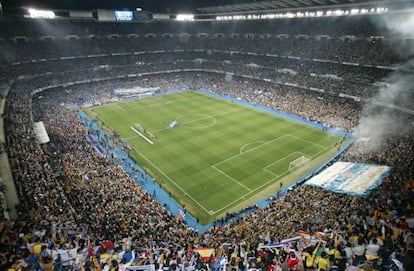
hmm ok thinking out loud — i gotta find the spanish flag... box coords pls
[194,247,215,260]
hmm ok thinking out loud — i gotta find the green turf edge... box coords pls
[83,93,347,225]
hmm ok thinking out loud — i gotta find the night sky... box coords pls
[1,0,239,13]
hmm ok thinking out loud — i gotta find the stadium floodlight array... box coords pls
[27,8,56,19]
[176,14,194,21]
[216,7,388,21]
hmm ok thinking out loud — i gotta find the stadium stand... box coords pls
[0,11,413,271]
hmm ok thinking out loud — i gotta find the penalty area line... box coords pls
[211,165,253,192]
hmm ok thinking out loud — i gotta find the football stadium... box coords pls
[0,0,413,270]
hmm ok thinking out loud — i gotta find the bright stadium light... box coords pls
[377,7,387,13]
[28,8,56,19]
[350,9,360,15]
[334,9,345,16]
[176,14,194,21]
[215,5,388,22]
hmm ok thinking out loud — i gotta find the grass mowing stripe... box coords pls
[90,91,346,224]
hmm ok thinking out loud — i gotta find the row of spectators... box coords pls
[2,49,406,111]
[1,34,405,66]
[2,14,413,67]
[4,16,412,113]
[0,16,386,38]
[2,50,390,84]
[0,69,413,270]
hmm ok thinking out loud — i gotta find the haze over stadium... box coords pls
[0,0,413,271]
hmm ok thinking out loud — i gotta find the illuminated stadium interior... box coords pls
[0,0,413,270]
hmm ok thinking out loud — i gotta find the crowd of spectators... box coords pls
[4,13,413,112]
[1,70,413,271]
[2,49,405,109]
[1,18,410,66]
[0,15,413,271]
[1,13,411,66]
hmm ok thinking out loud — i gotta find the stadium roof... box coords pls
[2,0,414,15]
[196,0,414,14]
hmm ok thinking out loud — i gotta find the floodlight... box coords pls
[176,14,194,21]
[334,9,345,16]
[285,12,295,18]
[351,9,360,14]
[214,4,388,22]
[377,7,387,13]
[28,8,55,19]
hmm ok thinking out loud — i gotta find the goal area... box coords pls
[288,155,311,172]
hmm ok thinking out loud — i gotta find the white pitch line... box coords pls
[263,151,310,176]
[239,141,266,154]
[262,169,280,177]
[113,103,126,111]
[130,126,153,144]
[131,146,211,214]
[122,106,340,216]
[98,102,126,112]
[142,135,336,216]
[263,151,305,171]
[288,133,327,149]
[211,165,253,192]
[214,134,290,167]
[210,190,256,214]
[211,141,341,215]
[211,165,293,214]
[208,141,315,214]
[175,108,243,125]
[127,96,188,111]
[151,108,242,133]
[94,113,111,128]
[210,151,306,214]
[311,141,339,158]
[211,169,285,214]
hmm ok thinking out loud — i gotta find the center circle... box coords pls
[176,114,216,129]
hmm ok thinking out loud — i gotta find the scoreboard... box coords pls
[93,9,153,22]
[115,11,133,21]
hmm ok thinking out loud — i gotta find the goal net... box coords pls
[288,155,310,172]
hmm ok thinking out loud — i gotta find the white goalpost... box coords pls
[288,155,311,172]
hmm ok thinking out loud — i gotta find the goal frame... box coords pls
[288,155,310,172]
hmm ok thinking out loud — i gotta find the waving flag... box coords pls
[194,247,214,260]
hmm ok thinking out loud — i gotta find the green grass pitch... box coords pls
[89,91,344,225]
